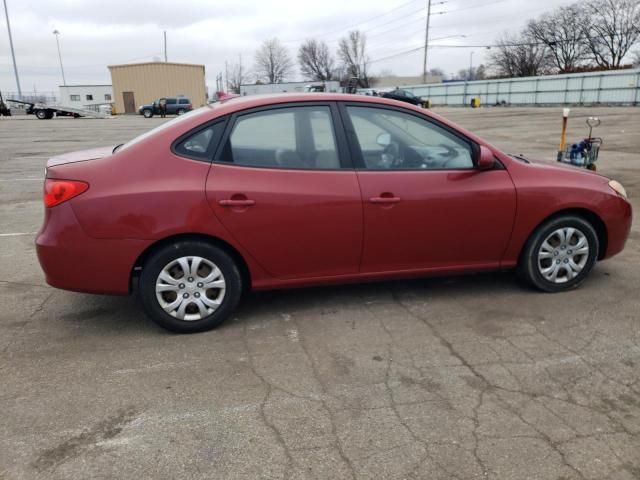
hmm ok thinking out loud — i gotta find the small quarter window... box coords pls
[86,94,93,101]
[174,121,225,160]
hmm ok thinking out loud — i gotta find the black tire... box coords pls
[518,215,599,292]
[177,108,186,115]
[35,109,48,120]
[143,109,153,118]
[138,240,243,333]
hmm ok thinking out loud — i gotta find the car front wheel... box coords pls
[519,215,599,292]
[139,240,243,333]
[143,109,153,118]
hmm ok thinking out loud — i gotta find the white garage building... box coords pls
[58,85,113,108]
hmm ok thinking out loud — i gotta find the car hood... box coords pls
[47,145,116,167]
[510,153,609,180]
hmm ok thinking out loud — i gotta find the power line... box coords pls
[368,34,600,67]
[438,0,509,14]
[321,7,429,46]
[283,0,423,44]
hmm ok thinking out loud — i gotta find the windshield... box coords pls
[117,106,212,152]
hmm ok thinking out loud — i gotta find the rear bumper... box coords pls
[602,197,632,259]
[36,203,148,295]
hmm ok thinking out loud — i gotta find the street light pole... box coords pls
[469,51,474,81]
[2,0,22,97]
[53,30,66,86]
[163,31,167,62]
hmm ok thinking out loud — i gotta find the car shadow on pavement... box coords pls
[40,270,520,336]
[236,270,523,322]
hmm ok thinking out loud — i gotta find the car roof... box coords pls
[209,92,422,116]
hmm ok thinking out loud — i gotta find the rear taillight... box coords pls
[44,179,89,207]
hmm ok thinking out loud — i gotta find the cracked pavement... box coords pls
[1,108,638,479]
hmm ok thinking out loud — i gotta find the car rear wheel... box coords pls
[177,108,186,115]
[518,215,599,292]
[143,109,153,118]
[35,109,48,120]
[139,241,243,333]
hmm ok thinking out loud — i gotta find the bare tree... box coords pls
[428,68,446,79]
[254,38,294,83]
[581,0,640,68]
[456,64,487,81]
[298,39,335,81]
[337,30,372,87]
[527,4,591,72]
[226,62,250,94]
[489,32,551,77]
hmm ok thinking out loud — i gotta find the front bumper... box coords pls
[36,202,149,295]
[602,196,632,259]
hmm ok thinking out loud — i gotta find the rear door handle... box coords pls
[369,196,401,204]
[219,199,256,207]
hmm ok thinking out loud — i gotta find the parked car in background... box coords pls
[381,88,424,106]
[138,97,192,118]
[37,93,632,333]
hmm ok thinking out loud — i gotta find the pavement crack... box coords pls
[290,314,357,480]
[241,324,294,479]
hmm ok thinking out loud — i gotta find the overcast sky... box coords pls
[1,0,579,94]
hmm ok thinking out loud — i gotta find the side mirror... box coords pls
[477,145,496,170]
[376,133,391,147]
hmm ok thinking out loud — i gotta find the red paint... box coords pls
[36,93,632,295]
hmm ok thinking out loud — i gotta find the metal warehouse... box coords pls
[108,61,207,114]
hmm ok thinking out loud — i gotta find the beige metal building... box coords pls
[108,62,207,114]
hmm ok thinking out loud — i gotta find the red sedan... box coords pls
[36,94,632,332]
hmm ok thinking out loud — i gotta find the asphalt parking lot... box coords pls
[1,106,639,480]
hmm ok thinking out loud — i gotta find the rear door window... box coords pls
[179,99,190,104]
[223,106,341,169]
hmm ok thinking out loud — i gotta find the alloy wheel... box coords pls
[155,256,226,321]
[537,227,590,284]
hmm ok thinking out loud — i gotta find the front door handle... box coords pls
[369,195,401,204]
[219,198,256,207]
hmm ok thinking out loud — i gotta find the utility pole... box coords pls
[3,0,21,97]
[163,31,167,62]
[421,0,432,84]
[225,61,229,93]
[53,30,66,86]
